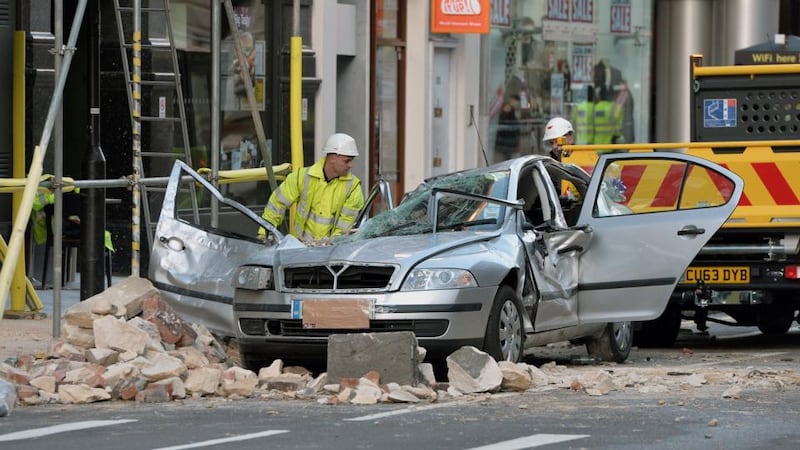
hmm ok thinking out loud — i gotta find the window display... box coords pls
[486,0,653,161]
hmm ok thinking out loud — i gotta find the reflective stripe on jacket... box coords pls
[260,157,364,241]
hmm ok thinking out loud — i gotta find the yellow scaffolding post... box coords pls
[8,30,30,315]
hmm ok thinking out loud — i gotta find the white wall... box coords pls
[405,0,483,192]
[312,0,370,185]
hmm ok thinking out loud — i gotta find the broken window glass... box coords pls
[337,170,511,243]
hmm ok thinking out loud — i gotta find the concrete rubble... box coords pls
[2,278,800,410]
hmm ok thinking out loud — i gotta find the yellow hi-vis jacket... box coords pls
[259,157,364,241]
[31,191,115,251]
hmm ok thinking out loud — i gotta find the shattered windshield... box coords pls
[339,170,511,242]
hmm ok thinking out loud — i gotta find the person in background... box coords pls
[258,133,365,242]
[494,95,521,162]
[541,116,586,212]
[542,116,575,162]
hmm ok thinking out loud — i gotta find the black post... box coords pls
[81,0,106,299]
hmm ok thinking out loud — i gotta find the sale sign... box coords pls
[547,0,570,21]
[610,0,632,34]
[491,0,511,27]
[571,45,594,84]
[571,0,594,23]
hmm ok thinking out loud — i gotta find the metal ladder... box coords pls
[112,0,199,265]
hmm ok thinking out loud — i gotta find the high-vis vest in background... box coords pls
[591,100,623,145]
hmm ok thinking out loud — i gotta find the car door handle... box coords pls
[159,235,186,251]
[677,226,705,236]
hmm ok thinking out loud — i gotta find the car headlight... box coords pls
[232,266,273,290]
[402,269,477,291]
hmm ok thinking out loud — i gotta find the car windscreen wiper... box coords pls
[436,218,498,232]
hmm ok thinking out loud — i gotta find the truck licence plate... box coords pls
[681,266,750,284]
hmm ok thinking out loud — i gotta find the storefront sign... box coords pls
[547,0,570,21]
[571,0,594,23]
[610,0,632,34]
[491,0,511,27]
[431,0,491,34]
[543,20,596,43]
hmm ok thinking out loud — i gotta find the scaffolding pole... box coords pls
[131,0,142,277]
[0,0,89,318]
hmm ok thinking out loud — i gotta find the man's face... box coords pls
[326,153,354,178]
[547,132,574,159]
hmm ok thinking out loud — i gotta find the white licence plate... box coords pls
[291,298,375,329]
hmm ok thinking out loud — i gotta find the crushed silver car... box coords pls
[149,153,743,369]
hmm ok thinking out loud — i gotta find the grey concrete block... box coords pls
[327,332,419,385]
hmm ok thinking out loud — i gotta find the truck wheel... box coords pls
[634,304,681,348]
[757,312,795,335]
[483,285,525,363]
[586,322,632,363]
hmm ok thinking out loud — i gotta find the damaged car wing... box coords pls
[148,160,290,336]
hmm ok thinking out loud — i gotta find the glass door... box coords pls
[371,0,405,200]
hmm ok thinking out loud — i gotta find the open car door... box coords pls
[148,161,286,336]
[576,152,744,323]
[353,178,395,230]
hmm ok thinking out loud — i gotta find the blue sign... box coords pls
[703,98,737,128]
[291,299,303,319]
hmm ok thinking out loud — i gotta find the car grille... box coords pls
[283,264,395,290]
[239,318,448,338]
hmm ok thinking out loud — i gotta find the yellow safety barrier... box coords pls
[197,163,292,185]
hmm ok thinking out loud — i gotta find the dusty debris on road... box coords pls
[2,278,800,413]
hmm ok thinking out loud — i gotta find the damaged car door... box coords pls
[148,161,285,336]
[517,161,591,332]
[575,152,744,323]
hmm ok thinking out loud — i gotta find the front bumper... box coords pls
[233,286,497,356]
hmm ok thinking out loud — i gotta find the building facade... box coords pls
[0,0,796,277]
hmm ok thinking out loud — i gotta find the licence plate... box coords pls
[681,266,750,284]
[291,299,375,329]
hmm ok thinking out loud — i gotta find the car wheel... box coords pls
[483,285,525,363]
[633,304,682,348]
[586,322,632,363]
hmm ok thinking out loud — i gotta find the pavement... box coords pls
[0,275,125,362]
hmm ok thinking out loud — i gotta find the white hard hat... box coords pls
[322,133,359,157]
[542,117,574,143]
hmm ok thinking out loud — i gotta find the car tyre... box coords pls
[483,285,525,363]
[586,322,632,363]
[633,304,682,348]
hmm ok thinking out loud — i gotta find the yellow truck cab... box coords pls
[563,40,800,347]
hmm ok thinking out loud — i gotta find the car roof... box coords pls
[421,155,551,184]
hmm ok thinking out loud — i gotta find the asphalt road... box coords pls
[2,321,800,450]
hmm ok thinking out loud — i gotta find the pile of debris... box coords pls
[2,277,800,410]
[0,278,544,408]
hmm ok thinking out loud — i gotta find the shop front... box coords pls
[485,0,653,162]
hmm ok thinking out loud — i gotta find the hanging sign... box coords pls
[490,0,511,27]
[547,0,570,21]
[572,45,594,84]
[431,0,491,34]
[571,0,594,23]
[610,0,632,34]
